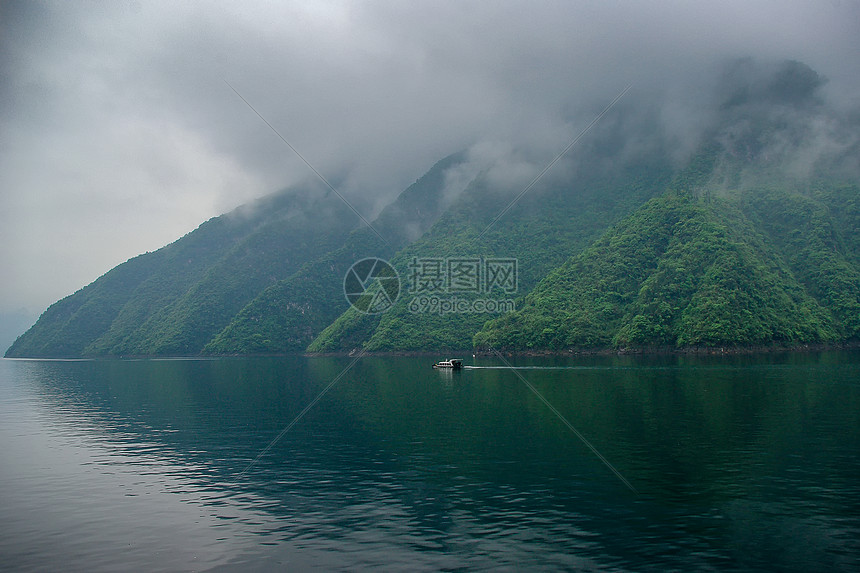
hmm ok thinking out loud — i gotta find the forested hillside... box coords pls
[307,156,672,352]
[7,59,859,358]
[203,153,468,354]
[313,59,860,354]
[5,186,359,357]
[6,154,470,357]
[474,184,859,351]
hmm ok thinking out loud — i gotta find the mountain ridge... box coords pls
[7,59,860,358]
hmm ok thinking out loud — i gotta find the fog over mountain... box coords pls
[2,0,859,329]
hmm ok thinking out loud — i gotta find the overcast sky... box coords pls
[1,0,858,321]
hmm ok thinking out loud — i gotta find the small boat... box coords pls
[433,358,463,369]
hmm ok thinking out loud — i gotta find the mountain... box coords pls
[5,154,470,358]
[307,149,673,352]
[202,152,469,354]
[312,60,860,354]
[474,185,857,351]
[0,310,37,355]
[5,185,360,357]
[7,59,860,358]
[309,62,860,354]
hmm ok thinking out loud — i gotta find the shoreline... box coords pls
[5,341,858,361]
[313,341,860,358]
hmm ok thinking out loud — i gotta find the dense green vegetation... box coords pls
[6,154,470,357]
[7,59,859,358]
[309,157,672,352]
[474,189,849,350]
[742,184,860,339]
[204,153,467,354]
[6,186,359,357]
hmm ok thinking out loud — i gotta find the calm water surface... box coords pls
[1,352,859,571]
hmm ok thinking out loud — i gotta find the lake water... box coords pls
[1,352,859,571]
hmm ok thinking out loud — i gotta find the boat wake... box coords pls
[463,365,598,370]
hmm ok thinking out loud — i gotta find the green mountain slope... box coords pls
[203,152,469,354]
[742,185,860,339]
[6,154,472,358]
[6,186,359,357]
[313,59,860,354]
[7,59,859,358]
[308,153,674,352]
[474,188,853,351]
